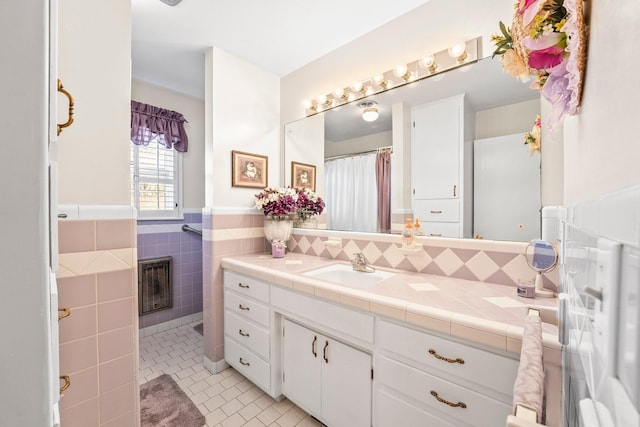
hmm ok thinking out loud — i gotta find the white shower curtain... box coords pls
[325,153,378,232]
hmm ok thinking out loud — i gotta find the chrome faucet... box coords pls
[351,252,375,273]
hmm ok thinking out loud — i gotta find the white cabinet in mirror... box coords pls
[284,57,546,242]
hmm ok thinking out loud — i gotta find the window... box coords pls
[130,136,182,219]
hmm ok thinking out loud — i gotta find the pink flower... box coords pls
[518,0,537,13]
[528,45,565,69]
[520,0,543,25]
[522,32,565,51]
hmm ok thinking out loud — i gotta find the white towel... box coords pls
[512,312,545,423]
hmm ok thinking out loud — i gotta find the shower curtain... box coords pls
[325,153,378,232]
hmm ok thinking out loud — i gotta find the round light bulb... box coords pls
[373,74,384,85]
[334,88,345,98]
[303,100,312,109]
[393,65,408,78]
[362,107,379,122]
[352,81,363,93]
[317,94,327,104]
[365,86,374,96]
[448,41,467,62]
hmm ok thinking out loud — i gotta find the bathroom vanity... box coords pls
[222,253,560,427]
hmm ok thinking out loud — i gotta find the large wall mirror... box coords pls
[284,57,544,242]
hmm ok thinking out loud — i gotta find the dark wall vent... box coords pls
[138,256,173,316]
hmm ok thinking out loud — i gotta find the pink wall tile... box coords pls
[97,269,134,302]
[98,326,134,362]
[59,336,98,374]
[101,410,137,427]
[96,219,134,250]
[98,298,133,333]
[58,274,97,307]
[60,366,99,409]
[58,220,96,254]
[99,353,135,394]
[59,305,97,344]
[60,397,100,427]
[99,381,135,423]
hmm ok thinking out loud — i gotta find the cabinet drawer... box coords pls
[224,337,270,392]
[224,310,270,360]
[414,199,460,222]
[376,388,455,427]
[224,291,270,326]
[224,271,270,303]
[378,320,517,396]
[271,286,374,344]
[420,221,461,238]
[377,355,511,427]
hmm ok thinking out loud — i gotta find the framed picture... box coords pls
[231,150,268,189]
[291,161,316,192]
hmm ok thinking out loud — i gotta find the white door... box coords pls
[321,337,372,427]
[412,96,461,200]
[282,319,322,418]
[473,134,541,241]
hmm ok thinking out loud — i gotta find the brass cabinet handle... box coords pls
[323,340,329,364]
[238,304,250,311]
[430,390,466,408]
[453,185,457,197]
[474,233,484,239]
[57,79,75,136]
[312,335,317,358]
[239,357,250,366]
[428,349,464,364]
[429,233,442,237]
[58,308,70,321]
[238,283,249,289]
[59,375,71,393]
[238,329,249,337]
[430,210,442,214]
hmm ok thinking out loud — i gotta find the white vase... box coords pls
[263,217,293,243]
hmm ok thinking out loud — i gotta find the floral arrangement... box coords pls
[492,0,585,133]
[524,115,542,155]
[255,187,325,221]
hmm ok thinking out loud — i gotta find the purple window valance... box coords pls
[131,100,189,152]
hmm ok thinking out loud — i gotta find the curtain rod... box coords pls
[324,146,393,162]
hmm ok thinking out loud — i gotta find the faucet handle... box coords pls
[352,252,366,264]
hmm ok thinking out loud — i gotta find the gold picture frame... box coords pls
[231,150,268,189]
[291,161,316,192]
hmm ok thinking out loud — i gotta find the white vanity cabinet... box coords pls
[282,319,372,427]
[223,271,279,398]
[374,319,518,427]
[411,94,472,238]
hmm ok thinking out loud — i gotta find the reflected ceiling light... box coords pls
[420,55,438,73]
[393,64,411,81]
[358,101,379,122]
[159,0,183,5]
[448,41,468,63]
[351,81,364,93]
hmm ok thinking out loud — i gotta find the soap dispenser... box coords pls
[402,218,415,249]
[414,218,424,236]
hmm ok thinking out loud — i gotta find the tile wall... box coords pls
[56,210,139,427]
[137,210,203,329]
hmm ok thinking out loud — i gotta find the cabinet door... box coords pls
[282,319,322,417]
[412,96,461,200]
[321,338,372,427]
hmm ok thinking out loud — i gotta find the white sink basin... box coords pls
[302,264,395,289]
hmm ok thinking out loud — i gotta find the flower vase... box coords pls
[295,215,318,229]
[263,217,293,245]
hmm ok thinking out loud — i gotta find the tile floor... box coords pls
[139,321,323,427]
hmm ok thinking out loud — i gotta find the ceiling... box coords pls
[131,0,431,99]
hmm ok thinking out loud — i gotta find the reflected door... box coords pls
[473,134,540,241]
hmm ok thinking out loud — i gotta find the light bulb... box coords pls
[352,81,363,93]
[365,86,374,96]
[334,88,345,98]
[362,107,379,122]
[347,93,356,102]
[393,65,408,79]
[373,74,384,85]
[317,94,327,105]
[420,55,438,73]
[448,41,467,63]
[303,100,312,109]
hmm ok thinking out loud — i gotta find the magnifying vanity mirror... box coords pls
[524,239,558,297]
[284,57,545,242]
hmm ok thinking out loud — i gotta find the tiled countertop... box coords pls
[221,252,561,364]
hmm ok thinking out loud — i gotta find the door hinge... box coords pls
[413,188,415,195]
[283,371,285,382]
[371,368,374,380]
[413,121,415,128]
[282,327,285,338]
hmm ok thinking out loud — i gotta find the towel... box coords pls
[512,312,545,423]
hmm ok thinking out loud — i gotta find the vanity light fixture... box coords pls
[359,101,379,122]
[304,37,478,117]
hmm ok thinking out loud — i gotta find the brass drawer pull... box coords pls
[238,329,249,337]
[59,375,71,393]
[57,79,75,136]
[239,357,250,366]
[312,335,318,358]
[323,340,329,363]
[429,233,442,237]
[238,283,250,289]
[58,308,71,321]
[430,390,466,408]
[430,210,442,214]
[238,304,250,311]
[453,185,457,197]
[428,349,464,364]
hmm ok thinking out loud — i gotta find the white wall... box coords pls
[284,114,324,194]
[475,99,541,140]
[563,0,640,204]
[0,1,53,425]
[57,0,131,205]
[132,80,205,209]
[205,47,281,209]
[325,130,392,158]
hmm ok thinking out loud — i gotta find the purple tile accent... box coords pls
[450,265,480,281]
[353,239,370,250]
[375,257,393,269]
[541,274,559,292]
[373,241,393,253]
[450,248,481,263]
[424,246,447,259]
[421,263,447,276]
[485,270,517,286]
[395,258,417,272]
[485,251,520,267]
